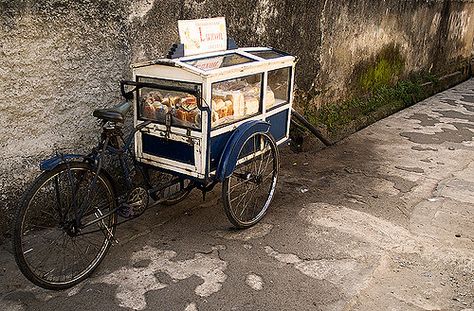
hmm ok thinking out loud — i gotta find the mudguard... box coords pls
[39,154,85,171]
[216,120,271,181]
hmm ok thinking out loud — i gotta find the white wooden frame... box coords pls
[132,47,296,180]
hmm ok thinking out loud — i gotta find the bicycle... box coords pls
[13,99,192,290]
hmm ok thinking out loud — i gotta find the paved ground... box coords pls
[1,79,474,311]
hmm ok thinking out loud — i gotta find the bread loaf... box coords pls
[245,97,259,115]
[225,91,244,117]
[265,87,275,109]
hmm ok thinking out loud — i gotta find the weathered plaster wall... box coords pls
[1,0,473,241]
[315,0,474,105]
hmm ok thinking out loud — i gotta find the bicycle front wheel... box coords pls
[222,132,279,228]
[13,162,117,290]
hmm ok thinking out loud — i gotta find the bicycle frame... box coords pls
[73,119,194,231]
[72,120,150,228]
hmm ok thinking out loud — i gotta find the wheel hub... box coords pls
[64,222,80,237]
[245,173,262,184]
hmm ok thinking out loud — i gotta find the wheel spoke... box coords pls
[238,183,257,218]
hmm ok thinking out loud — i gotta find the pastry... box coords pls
[176,109,185,121]
[173,94,200,126]
[186,110,198,123]
[217,108,226,119]
[143,91,162,104]
[224,100,234,117]
[176,107,198,124]
[171,95,182,104]
[212,110,220,125]
[142,103,156,119]
[181,95,197,106]
[161,97,171,107]
[214,98,226,111]
[212,90,227,102]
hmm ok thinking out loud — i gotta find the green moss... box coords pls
[305,78,425,135]
[355,43,405,94]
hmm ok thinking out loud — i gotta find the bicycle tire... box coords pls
[13,162,117,290]
[146,167,191,205]
[222,132,279,228]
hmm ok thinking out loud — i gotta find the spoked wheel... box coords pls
[145,167,192,205]
[13,162,116,290]
[222,132,279,228]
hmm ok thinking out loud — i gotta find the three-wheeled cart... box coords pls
[125,46,296,227]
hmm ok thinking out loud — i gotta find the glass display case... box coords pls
[211,73,262,128]
[132,47,296,180]
[137,77,201,130]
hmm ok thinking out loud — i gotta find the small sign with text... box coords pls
[178,17,227,56]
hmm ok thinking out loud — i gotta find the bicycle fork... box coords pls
[69,136,120,245]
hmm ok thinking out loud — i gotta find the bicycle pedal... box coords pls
[118,204,134,218]
[105,227,119,245]
[111,236,120,245]
[97,219,120,245]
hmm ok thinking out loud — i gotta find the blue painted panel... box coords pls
[210,131,234,171]
[266,109,289,141]
[142,133,195,165]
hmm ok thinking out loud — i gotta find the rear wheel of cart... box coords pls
[222,132,279,228]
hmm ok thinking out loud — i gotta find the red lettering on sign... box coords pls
[204,33,223,41]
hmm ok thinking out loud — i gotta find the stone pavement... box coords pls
[1,79,473,310]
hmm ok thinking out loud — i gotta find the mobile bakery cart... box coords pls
[122,46,296,227]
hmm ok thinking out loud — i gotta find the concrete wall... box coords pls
[1,0,473,241]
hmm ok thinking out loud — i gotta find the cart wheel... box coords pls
[222,132,279,228]
[146,168,191,205]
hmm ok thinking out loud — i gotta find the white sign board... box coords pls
[178,17,227,56]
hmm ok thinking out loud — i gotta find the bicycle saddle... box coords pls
[93,101,132,123]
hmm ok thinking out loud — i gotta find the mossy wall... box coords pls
[356,44,406,94]
[1,0,474,241]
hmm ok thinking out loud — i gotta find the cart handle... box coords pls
[121,80,200,98]
[120,80,136,100]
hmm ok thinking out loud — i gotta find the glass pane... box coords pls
[248,50,286,60]
[137,77,201,130]
[266,67,290,109]
[184,53,254,71]
[211,74,262,128]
